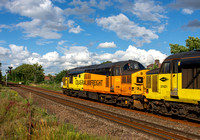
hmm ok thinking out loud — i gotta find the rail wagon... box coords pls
[145,50,200,120]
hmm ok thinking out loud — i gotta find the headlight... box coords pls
[137,77,143,83]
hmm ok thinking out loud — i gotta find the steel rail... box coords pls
[11,84,200,140]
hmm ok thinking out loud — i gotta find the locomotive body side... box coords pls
[83,73,107,93]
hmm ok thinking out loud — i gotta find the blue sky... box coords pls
[0,0,200,75]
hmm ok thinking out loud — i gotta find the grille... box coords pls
[152,75,158,92]
[121,75,131,83]
[106,77,109,87]
[122,76,126,83]
[127,75,131,83]
[146,76,151,88]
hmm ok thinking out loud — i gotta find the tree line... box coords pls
[6,63,67,84]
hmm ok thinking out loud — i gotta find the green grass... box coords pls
[30,82,62,91]
[0,86,108,140]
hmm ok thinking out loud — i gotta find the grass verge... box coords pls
[0,86,107,140]
[30,82,62,91]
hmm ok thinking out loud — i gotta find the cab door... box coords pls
[171,60,179,98]
[110,66,121,94]
[159,61,171,99]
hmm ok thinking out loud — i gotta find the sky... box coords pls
[0,0,200,75]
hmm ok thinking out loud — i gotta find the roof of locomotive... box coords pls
[68,60,145,75]
[163,50,200,68]
[164,50,200,61]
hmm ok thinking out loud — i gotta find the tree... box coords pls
[14,64,34,83]
[149,64,158,70]
[186,36,200,51]
[170,44,189,54]
[101,61,112,64]
[55,70,68,83]
[10,63,44,84]
[33,63,44,83]
[170,36,200,54]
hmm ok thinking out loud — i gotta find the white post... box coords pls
[6,73,7,86]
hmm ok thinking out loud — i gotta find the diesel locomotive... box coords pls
[62,50,200,121]
[146,50,200,120]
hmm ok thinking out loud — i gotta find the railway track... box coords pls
[9,83,200,140]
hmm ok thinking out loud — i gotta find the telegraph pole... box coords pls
[6,66,13,86]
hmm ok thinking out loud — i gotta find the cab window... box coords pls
[69,76,73,83]
[160,62,170,74]
[112,67,121,76]
[172,60,181,73]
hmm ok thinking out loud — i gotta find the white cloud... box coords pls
[58,40,68,45]
[0,24,10,32]
[182,9,193,14]
[0,47,10,61]
[1,44,167,74]
[3,0,67,39]
[97,42,116,48]
[119,0,166,22]
[67,20,83,34]
[9,44,30,61]
[96,14,158,47]
[36,39,53,45]
[69,25,83,34]
[42,51,60,62]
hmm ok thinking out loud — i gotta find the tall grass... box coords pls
[30,82,62,91]
[0,86,107,140]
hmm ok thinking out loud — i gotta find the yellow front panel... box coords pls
[68,73,85,91]
[62,77,68,89]
[131,70,149,95]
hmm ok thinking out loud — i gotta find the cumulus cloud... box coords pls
[182,9,193,14]
[58,40,68,45]
[1,43,167,74]
[64,0,112,22]
[1,0,69,39]
[67,20,83,34]
[0,47,10,61]
[97,42,116,48]
[1,44,167,74]
[119,0,166,22]
[96,14,158,47]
